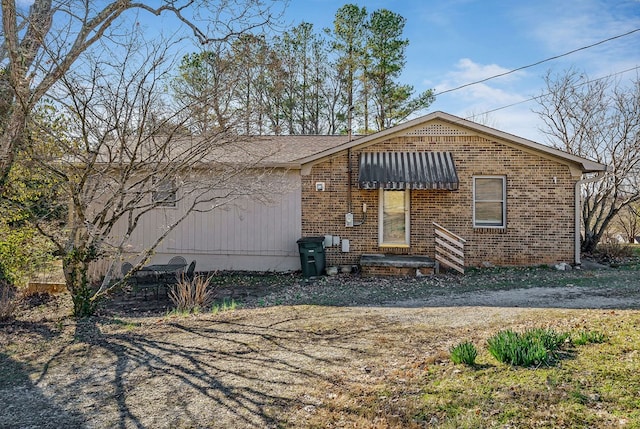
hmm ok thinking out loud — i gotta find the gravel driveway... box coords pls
[391,284,640,309]
[2,262,639,429]
[217,261,640,312]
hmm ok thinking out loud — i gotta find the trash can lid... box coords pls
[297,236,325,243]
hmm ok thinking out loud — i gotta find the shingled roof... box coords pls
[89,112,607,174]
[86,134,355,169]
[240,135,357,166]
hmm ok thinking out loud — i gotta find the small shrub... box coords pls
[169,275,216,313]
[450,341,478,365]
[573,330,607,345]
[594,241,635,263]
[0,224,56,287]
[0,282,18,321]
[487,328,567,367]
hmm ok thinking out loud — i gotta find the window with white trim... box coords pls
[473,176,506,228]
[152,178,177,208]
[379,189,410,246]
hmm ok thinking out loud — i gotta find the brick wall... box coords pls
[301,127,576,269]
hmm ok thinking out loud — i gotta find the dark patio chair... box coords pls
[121,262,134,277]
[124,262,162,300]
[168,256,187,271]
[159,256,186,283]
[120,262,137,295]
[185,260,197,281]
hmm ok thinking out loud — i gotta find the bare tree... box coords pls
[0,0,283,193]
[465,110,500,129]
[19,37,288,317]
[613,203,640,244]
[535,69,640,253]
[172,44,243,134]
[230,34,271,135]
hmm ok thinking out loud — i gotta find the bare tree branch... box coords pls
[0,0,285,193]
[535,69,640,252]
[10,29,290,316]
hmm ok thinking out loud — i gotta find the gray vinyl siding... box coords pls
[119,171,302,273]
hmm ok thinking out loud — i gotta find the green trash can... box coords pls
[296,236,326,277]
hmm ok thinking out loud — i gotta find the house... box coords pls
[296,111,607,275]
[106,134,352,275]
[110,111,606,277]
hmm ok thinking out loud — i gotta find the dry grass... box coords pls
[1,267,640,428]
[168,274,216,313]
[0,282,18,321]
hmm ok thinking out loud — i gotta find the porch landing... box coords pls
[359,254,439,277]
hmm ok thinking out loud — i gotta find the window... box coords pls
[379,189,410,246]
[152,178,177,207]
[473,176,505,228]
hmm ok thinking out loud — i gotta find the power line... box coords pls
[465,65,640,120]
[434,27,640,97]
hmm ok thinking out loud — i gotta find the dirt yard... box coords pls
[1,263,639,428]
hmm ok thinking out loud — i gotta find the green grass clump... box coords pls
[412,315,640,428]
[573,330,607,345]
[487,328,568,367]
[450,341,478,366]
[210,298,239,314]
[527,327,570,351]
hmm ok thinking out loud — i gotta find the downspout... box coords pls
[574,171,605,266]
[347,147,352,214]
[347,105,354,214]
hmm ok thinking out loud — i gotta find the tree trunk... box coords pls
[63,251,97,318]
[0,109,27,193]
[581,231,600,254]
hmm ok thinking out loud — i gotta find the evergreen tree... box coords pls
[330,4,368,135]
[366,9,434,130]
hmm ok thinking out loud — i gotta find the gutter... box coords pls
[574,171,606,266]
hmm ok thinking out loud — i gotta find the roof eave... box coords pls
[298,111,609,174]
[439,115,609,173]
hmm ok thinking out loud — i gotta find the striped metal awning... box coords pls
[358,151,459,190]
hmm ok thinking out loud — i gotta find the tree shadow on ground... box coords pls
[59,308,387,428]
[0,352,87,428]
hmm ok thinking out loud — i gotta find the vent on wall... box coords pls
[405,123,469,136]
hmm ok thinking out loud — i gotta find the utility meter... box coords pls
[345,212,354,227]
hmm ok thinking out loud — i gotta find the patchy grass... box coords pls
[1,266,639,428]
[210,297,239,314]
[226,263,640,309]
[305,312,640,428]
[573,329,607,346]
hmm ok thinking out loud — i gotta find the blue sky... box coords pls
[281,0,640,142]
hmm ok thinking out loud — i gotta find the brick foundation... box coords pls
[360,265,435,277]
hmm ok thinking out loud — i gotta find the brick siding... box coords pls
[301,125,576,270]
